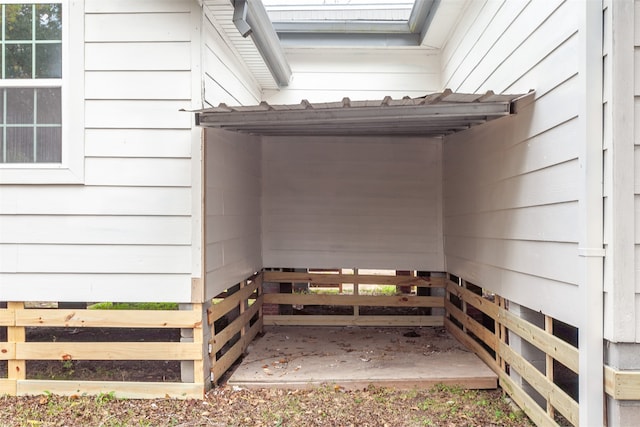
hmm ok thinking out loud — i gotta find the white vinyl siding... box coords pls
[441,0,581,325]
[0,0,200,303]
[263,48,440,104]
[635,0,640,342]
[262,136,444,271]
[204,128,262,299]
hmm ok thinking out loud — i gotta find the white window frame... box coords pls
[0,0,84,184]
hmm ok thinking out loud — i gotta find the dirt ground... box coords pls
[0,325,534,426]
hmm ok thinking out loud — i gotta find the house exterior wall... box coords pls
[262,48,441,104]
[204,129,262,300]
[0,0,201,303]
[262,136,444,271]
[441,0,582,326]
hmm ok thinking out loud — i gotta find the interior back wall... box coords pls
[262,136,443,271]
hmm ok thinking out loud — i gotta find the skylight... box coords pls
[261,0,437,47]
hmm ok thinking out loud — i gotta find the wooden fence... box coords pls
[0,302,205,399]
[208,274,263,384]
[444,277,579,427]
[262,270,444,327]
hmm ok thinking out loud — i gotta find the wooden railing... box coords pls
[262,270,445,327]
[445,278,579,427]
[0,302,205,399]
[207,273,263,384]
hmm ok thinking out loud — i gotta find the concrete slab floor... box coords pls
[227,326,497,390]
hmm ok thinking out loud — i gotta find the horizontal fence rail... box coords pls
[262,270,445,327]
[208,274,263,384]
[0,302,205,399]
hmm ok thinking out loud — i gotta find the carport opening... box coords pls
[198,91,542,392]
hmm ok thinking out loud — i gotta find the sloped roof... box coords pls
[194,90,534,137]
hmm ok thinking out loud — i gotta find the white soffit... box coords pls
[194,90,535,136]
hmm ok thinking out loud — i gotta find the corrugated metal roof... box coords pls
[194,90,534,137]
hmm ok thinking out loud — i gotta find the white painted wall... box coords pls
[441,0,582,325]
[602,0,638,343]
[635,0,640,344]
[262,136,444,271]
[204,129,262,299]
[262,48,440,104]
[0,0,201,303]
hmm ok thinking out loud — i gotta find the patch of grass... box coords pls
[88,302,178,310]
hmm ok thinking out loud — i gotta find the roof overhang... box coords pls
[194,90,535,137]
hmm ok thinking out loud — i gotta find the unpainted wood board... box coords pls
[263,294,444,308]
[0,216,191,245]
[498,373,559,427]
[15,309,202,329]
[605,365,640,400]
[17,380,203,399]
[0,379,16,396]
[84,158,192,187]
[445,281,499,319]
[85,71,192,100]
[85,42,192,71]
[444,299,497,352]
[211,319,262,383]
[16,342,202,361]
[0,308,14,326]
[264,315,444,327]
[0,343,16,359]
[498,307,578,374]
[85,13,192,42]
[209,280,260,323]
[0,186,192,216]
[210,296,261,353]
[500,341,579,425]
[444,318,499,374]
[4,244,191,274]
[0,273,193,303]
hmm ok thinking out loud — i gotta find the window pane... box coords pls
[35,43,61,78]
[6,44,33,78]
[36,127,61,162]
[6,88,34,124]
[36,4,62,40]
[0,89,4,124]
[5,4,33,41]
[0,131,3,163]
[6,127,34,163]
[36,88,61,124]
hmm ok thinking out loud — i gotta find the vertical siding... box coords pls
[204,129,262,299]
[635,0,640,342]
[441,0,582,325]
[601,0,637,342]
[262,49,441,104]
[262,136,444,270]
[0,0,201,302]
